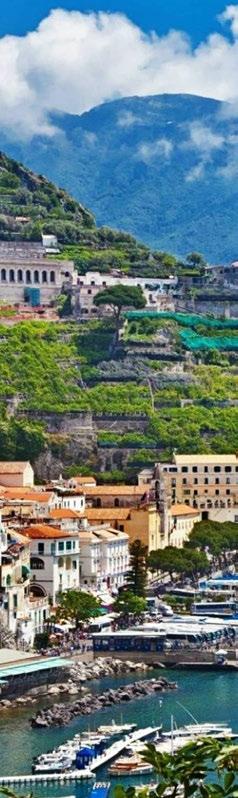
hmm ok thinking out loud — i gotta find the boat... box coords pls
[108,755,153,776]
[97,723,137,736]
[33,756,73,774]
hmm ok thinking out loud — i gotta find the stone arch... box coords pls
[34,270,39,284]
[42,270,48,283]
[17,269,23,283]
[1,268,6,281]
[30,583,47,598]
[50,270,55,283]
[26,269,31,284]
[9,269,15,282]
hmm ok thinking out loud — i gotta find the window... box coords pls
[58,557,64,567]
[17,269,23,282]
[182,466,188,473]
[42,270,47,283]
[226,477,231,484]
[91,280,95,286]
[38,542,44,554]
[1,268,6,281]
[204,478,208,485]
[194,489,198,495]
[34,270,39,283]
[204,466,208,473]
[72,541,76,549]
[9,269,15,282]
[50,271,55,283]
[13,594,18,609]
[88,289,92,295]
[50,543,56,555]
[66,540,72,550]
[235,516,238,523]
[225,466,232,472]
[226,489,230,495]
[182,478,187,485]
[194,477,198,484]
[72,560,77,569]
[6,575,11,586]
[215,477,220,484]
[26,269,31,284]
[58,541,64,552]
[214,466,221,472]
[30,557,44,570]
[192,466,198,473]
[215,489,220,495]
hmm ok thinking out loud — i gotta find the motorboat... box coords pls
[108,755,153,776]
[33,756,73,774]
[97,723,137,736]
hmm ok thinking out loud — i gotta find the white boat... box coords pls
[33,756,73,774]
[108,755,153,776]
[97,723,137,736]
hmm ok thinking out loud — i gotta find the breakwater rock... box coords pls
[31,677,177,728]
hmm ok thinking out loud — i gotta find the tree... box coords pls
[115,739,238,798]
[186,252,206,269]
[148,546,209,580]
[114,590,146,619]
[56,590,101,628]
[126,539,148,596]
[94,285,146,347]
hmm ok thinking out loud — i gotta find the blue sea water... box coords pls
[0,668,237,798]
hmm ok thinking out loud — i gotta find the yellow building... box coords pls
[85,503,161,552]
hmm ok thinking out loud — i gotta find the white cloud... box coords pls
[136,138,173,163]
[185,162,206,182]
[187,122,225,154]
[117,111,141,128]
[2,6,238,138]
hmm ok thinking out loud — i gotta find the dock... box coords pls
[0,725,160,786]
[90,725,161,771]
[0,768,94,785]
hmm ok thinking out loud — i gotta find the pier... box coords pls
[0,725,161,786]
[90,725,162,771]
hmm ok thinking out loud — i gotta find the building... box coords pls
[79,525,129,591]
[168,504,201,547]
[85,484,147,509]
[52,488,85,513]
[0,461,34,488]
[24,524,81,603]
[140,454,238,515]
[0,241,76,306]
[85,504,161,552]
[0,488,56,518]
[78,271,177,318]
[0,524,49,644]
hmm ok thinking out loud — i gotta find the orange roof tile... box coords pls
[69,476,96,485]
[170,503,201,517]
[1,490,54,503]
[85,485,145,496]
[49,509,80,519]
[24,524,74,539]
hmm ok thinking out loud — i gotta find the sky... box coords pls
[0,0,230,44]
[1,1,238,139]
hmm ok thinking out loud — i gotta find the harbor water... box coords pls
[0,668,237,798]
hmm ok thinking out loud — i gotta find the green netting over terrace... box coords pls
[124,310,238,350]
[124,310,238,329]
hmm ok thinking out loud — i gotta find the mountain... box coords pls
[1,93,238,262]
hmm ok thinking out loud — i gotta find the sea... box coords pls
[0,668,237,798]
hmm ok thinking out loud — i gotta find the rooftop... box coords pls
[170,503,201,517]
[85,485,146,496]
[0,461,31,474]
[173,454,238,465]
[24,524,76,540]
[0,489,54,503]
[49,508,80,519]
[85,508,130,520]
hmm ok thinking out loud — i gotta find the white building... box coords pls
[78,271,177,317]
[79,524,129,592]
[0,524,49,645]
[52,489,85,514]
[168,503,201,548]
[24,524,81,604]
